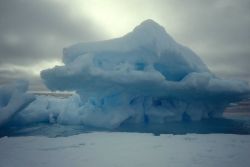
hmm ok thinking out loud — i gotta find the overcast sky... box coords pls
[0,0,249,91]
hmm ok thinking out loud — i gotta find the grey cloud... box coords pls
[0,68,47,91]
[151,0,250,82]
[0,0,107,66]
[0,0,249,90]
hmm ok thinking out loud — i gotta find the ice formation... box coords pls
[13,94,130,128]
[38,19,250,128]
[4,19,248,129]
[0,80,35,127]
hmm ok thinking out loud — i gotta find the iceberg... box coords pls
[0,80,35,127]
[36,20,249,128]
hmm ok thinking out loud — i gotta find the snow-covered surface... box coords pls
[0,132,250,167]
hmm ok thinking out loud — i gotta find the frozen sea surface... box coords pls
[0,132,250,167]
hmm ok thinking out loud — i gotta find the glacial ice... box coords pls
[0,80,35,127]
[2,20,249,129]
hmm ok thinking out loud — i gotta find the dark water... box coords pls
[1,115,250,137]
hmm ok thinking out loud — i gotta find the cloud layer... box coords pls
[0,0,249,90]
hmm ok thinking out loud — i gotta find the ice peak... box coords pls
[132,19,167,37]
[138,19,163,29]
[126,19,175,54]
